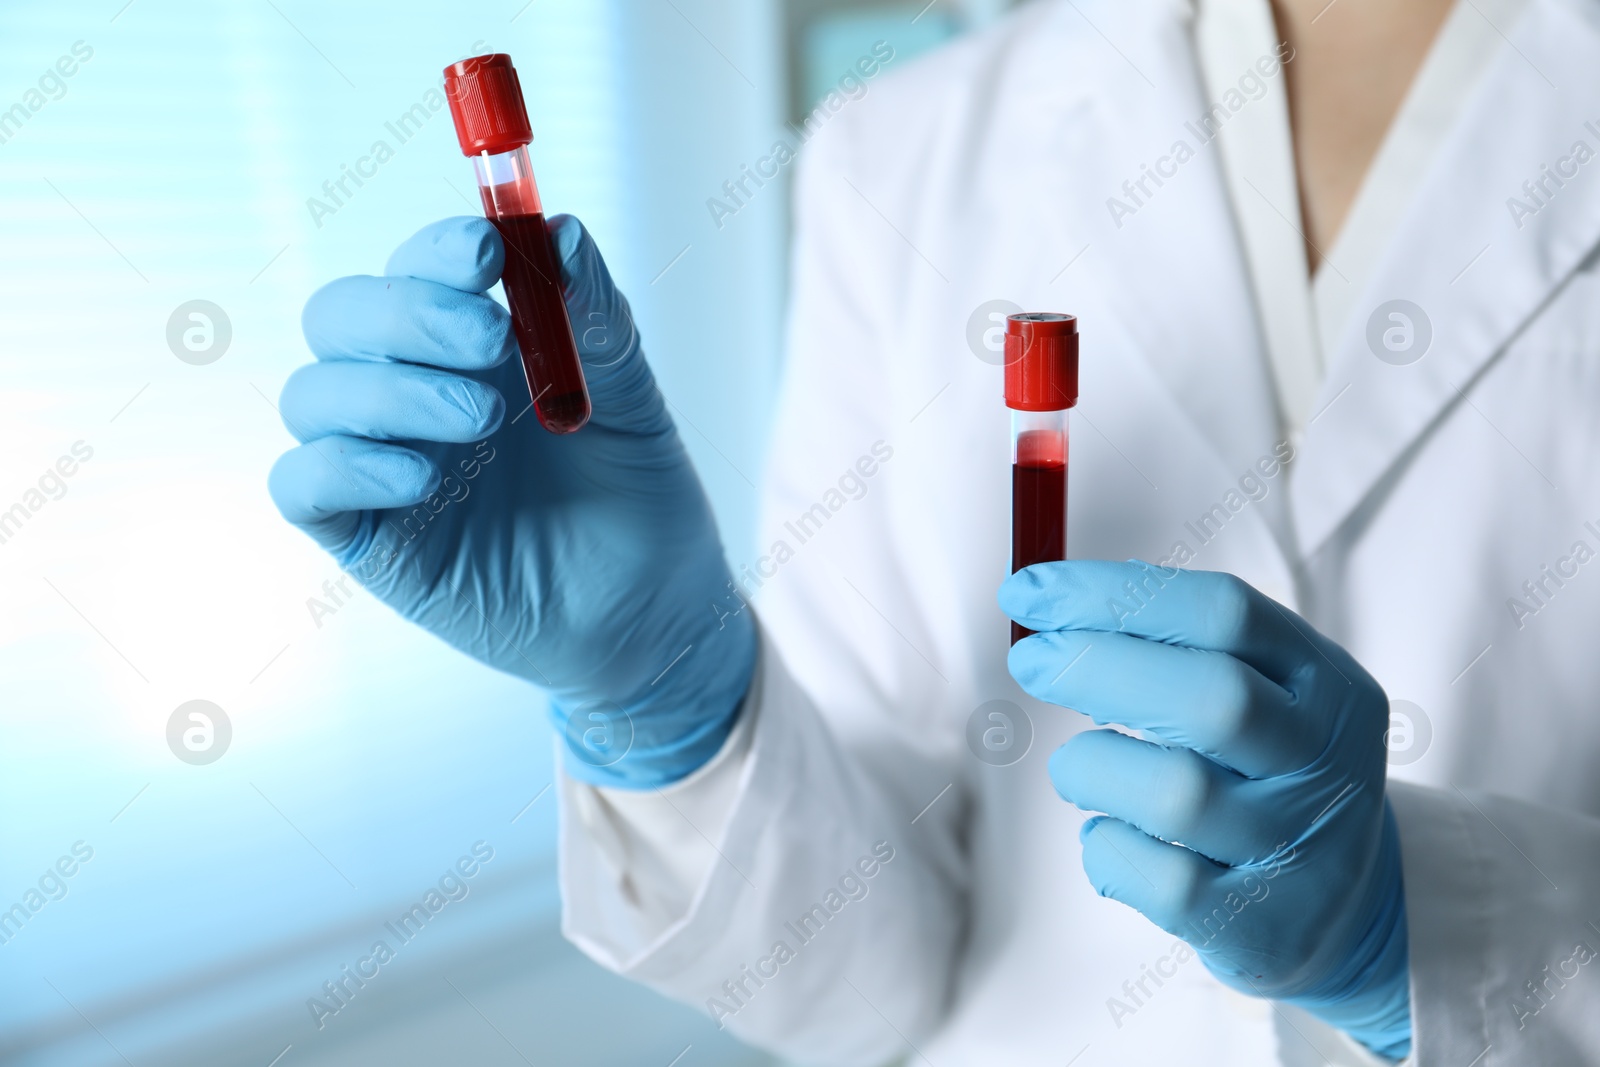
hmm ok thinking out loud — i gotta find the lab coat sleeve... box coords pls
[556,109,971,1064]
[1388,780,1600,1066]
[559,671,757,944]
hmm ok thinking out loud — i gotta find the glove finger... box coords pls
[280,362,504,444]
[999,561,1348,688]
[303,274,516,371]
[548,214,674,438]
[384,216,504,294]
[1078,815,1229,942]
[1008,628,1310,777]
[1052,731,1282,866]
[268,436,440,549]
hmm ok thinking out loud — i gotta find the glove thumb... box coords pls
[549,214,671,438]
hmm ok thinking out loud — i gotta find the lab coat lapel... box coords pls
[1070,0,1293,555]
[1292,0,1600,556]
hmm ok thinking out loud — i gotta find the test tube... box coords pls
[443,54,591,435]
[1005,313,1079,644]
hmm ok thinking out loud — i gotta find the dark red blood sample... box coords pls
[1011,429,1067,645]
[489,211,590,434]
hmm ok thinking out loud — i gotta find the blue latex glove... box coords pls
[269,215,755,788]
[1000,561,1411,1060]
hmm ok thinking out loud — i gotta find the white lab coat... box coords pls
[559,0,1600,1063]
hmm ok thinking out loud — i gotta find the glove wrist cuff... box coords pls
[1286,798,1413,1060]
[554,611,757,789]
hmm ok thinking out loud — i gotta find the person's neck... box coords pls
[1270,0,1456,273]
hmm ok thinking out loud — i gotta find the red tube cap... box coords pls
[443,54,533,156]
[1004,313,1078,410]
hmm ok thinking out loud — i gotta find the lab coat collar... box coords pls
[1063,0,1297,563]
[1292,0,1600,557]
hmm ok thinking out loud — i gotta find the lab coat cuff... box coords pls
[1386,781,1487,1067]
[1389,780,1600,1066]
[558,622,801,979]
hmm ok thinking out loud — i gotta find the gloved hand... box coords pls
[1000,561,1411,1061]
[269,215,756,788]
